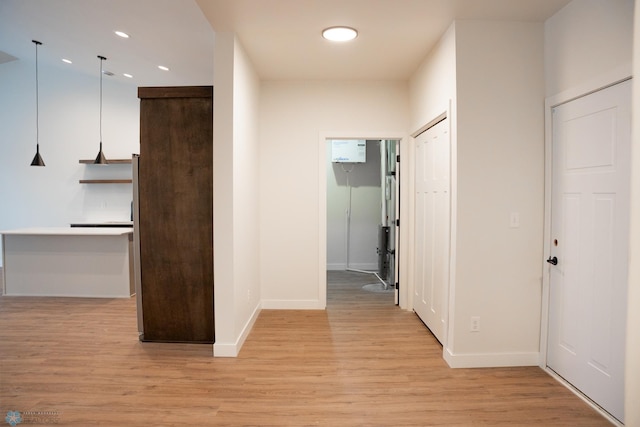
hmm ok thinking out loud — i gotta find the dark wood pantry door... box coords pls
[137,86,214,343]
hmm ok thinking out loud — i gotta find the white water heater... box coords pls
[331,139,366,163]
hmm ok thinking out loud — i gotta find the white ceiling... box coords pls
[0,0,572,85]
[198,0,572,80]
[0,0,215,87]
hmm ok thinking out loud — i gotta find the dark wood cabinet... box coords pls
[137,86,213,343]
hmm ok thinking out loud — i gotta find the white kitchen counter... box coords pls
[2,227,133,236]
[1,227,134,298]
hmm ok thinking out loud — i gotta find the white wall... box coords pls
[231,33,262,347]
[409,24,457,134]
[212,33,261,357]
[544,0,635,421]
[259,80,409,308]
[409,20,545,367]
[0,57,139,266]
[408,22,457,327]
[451,21,544,365]
[627,3,640,424]
[543,0,635,422]
[451,21,545,366]
[544,0,634,97]
[326,140,382,271]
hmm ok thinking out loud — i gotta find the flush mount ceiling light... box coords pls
[158,65,169,71]
[62,58,72,64]
[114,30,130,38]
[30,40,45,166]
[322,26,358,42]
[123,73,133,78]
[93,55,108,164]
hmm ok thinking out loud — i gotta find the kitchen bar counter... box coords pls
[1,227,134,298]
[2,227,133,236]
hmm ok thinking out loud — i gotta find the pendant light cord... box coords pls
[30,40,45,166]
[99,56,104,145]
[93,55,107,164]
[34,40,41,149]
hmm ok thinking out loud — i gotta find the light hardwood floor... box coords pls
[0,271,610,426]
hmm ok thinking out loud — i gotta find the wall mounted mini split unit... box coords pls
[331,139,366,163]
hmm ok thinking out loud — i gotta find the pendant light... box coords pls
[30,40,45,166]
[94,55,108,164]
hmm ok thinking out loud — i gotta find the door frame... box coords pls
[540,69,631,425]
[318,131,408,309]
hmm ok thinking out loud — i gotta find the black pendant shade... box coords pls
[31,143,45,166]
[94,55,108,164]
[94,142,107,164]
[30,40,45,167]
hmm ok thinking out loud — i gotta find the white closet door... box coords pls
[414,119,450,345]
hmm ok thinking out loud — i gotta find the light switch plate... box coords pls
[509,212,520,228]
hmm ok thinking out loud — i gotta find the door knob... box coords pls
[546,256,558,265]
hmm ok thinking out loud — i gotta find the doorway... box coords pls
[325,139,400,303]
[546,79,631,423]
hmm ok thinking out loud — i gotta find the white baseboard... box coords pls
[261,299,325,309]
[213,302,262,357]
[327,263,345,271]
[212,342,239,357]
[444,347,540,368]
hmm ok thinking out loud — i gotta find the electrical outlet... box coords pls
[470,316,480,332]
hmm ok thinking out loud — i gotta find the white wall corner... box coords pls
[443,347,540,369]
[213,301,262,357]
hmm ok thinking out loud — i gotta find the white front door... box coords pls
[414,119,450,344]
[547,80,631,423]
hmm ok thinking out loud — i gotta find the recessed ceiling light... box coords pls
[322,26,358,42]
[123,73,133,78]
[62,58,72,64]
[158,65,169,71]
[115,31,130,39]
